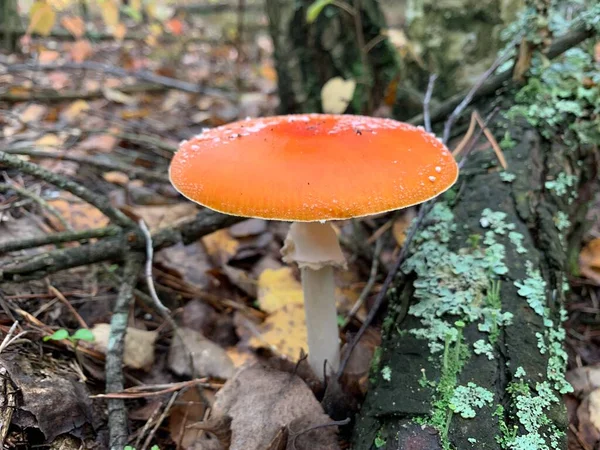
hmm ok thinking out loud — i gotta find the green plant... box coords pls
[44,328,94,345]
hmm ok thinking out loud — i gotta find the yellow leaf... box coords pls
[61,99,90,123]
[20,103,47,123]
[100,0,120,28]
[580,238,600,284]
[320,77,356,114]
[202,229,239,265]
[28,1,56,36]
[35,133,64,147]
[113,22,127,40]
[257,268,303,314]
[249,303,308,362]
[60,15,85,38]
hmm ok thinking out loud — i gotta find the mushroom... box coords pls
[169,114,458,380]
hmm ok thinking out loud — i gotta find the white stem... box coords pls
[301,265,340,378]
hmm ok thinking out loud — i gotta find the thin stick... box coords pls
[442,53,507,144]
[3,148,169,183]
[0,225,121,254]
[451,113,477,158]
[0,150,135,228]
[106,254,143,450]
[141,391,179,450]
[342,238,383,329]
[47,284,88,329]
[473,111,507,169]
[0,182,71,230]
[92,379,214,399]
[423,74,437,134]
[138,219,170,318]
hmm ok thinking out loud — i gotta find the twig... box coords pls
[0,209,242,282]
[423,74,437,134]
[0,225,120,254]
[0,150,135,228]
[47,284,88,329]
[441,53,507,144]
[4,61,235,99]
[0,182,70,230]
[141,391,178,450]
[0,321,27,354]
[92,379,214,399]
[3,148,169,183]
[342,238,383,329]
[106,254,143,450]
[138,219,171,318]
[472,111,507,169]
[409,21,594,127]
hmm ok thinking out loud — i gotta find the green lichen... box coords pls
[474,339,495,360]
[374,430,386,448]
[449,382,494,419]
[545,173,577,197]
[500,171,517,183]
[381,365,392,382]
[515,366,526,378]
[509,231,527,254]
[554,211,570,231]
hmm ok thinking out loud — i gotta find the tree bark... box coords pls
[351,115,597,449]
[265,0,400,115]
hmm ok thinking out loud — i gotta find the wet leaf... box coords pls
[28,1,56,36]
[91,323,157,370]
[321,77,356,114]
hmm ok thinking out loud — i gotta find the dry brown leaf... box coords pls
[202,229,240,266]
[78,133,117,153]
[91,323,157,370]
[103,171,129,185]
[61,99,90,123]
[60,15,85,38]
[102,87,137,105]
[47,193,110,231]
[69,39,93,63]
[168,327,235,379]
[206,364,339,450]
[20,103,47,123]
[580,238,600,284]
[133,203,198,231]
[169,388,213,449]
[157,242,212,290]
[38,49,60,63]
[392,209,416,247]
[567,365,600,395]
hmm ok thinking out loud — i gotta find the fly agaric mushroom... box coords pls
[169,114,458,379]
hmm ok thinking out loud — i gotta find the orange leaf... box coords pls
[61,99,90,123]
[165,18,183,36]
[113,23,127,40]
[47,193,110,231]
[70,39,93,63]
[60,15,85,38]
[39,49,60,63]
[580,238,600,284]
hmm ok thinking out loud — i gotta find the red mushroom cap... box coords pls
[169,114,458,221]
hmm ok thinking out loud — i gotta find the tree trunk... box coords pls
[265,0,400,115]
[351,115,597,449]
[0,0,21,52]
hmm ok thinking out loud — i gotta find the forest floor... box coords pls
[0,2,599,450]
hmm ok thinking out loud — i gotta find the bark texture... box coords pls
[351,115,597,449]
[265,0,399,115]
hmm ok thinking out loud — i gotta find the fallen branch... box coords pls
[0,150,134,228]
[106,254,143,450]
[408,21,595,126]
[3,61,235,99]
[3,148,169,183]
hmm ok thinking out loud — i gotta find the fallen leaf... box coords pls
[60,15,85,38]
[229,219,268,238]
[257,267,303,314]
[99,0,119,28]
[35,133,64,148]
[133,203,198,231]
[47,193,110,231]
[392,209,416,247]
[168,388,212,449]
[38,49,60,63]
[113,22,127,40]
[28,1,56,36]
[168,327,235,379]
[102,87,137,105]
[226,347,256,368]
[202,229,240,266]
[103,171,129,185]
[157,242,212,290]
[579,388,600,447]
[580,238,600,284]
[320,77,356,114]
[78,133,117,153]
[165,17,184,35]
[206,364,339,450]
[91,323,157,370]
[61,99,90,123]
[20,103,47,123]
[567,365,600,395]
[69,39,93,63]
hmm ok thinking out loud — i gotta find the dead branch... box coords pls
[0,150,135,228]
[106,254,143,449]
[3,148,169,183]
[3,61,236,99]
